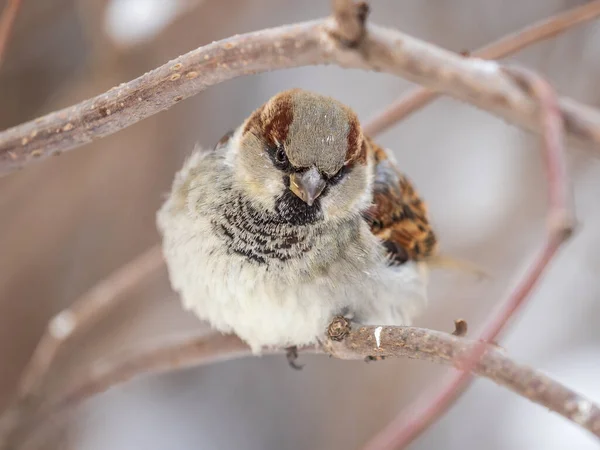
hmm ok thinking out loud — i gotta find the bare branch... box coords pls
[331,0,369,46]
[17,246,163,398]
[0,0,23,67]
[10,325,600,449]
[0,246,164,449]
[327,325,600,439]
[2,12,600,175]
[363,68,574,450]
[0,4,594,448]
[364,0,600,136]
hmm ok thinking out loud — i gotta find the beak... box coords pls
[289,167,326,206]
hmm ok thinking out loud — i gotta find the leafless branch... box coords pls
[2,7,600,175]
[364,0,600,136]
[331,0,369,46]
[9,323,600,449]
[0,2,594,449]
[0,246,164,449]
[363,68,574,450]
[327,323,600,440]
[0,0,22,67]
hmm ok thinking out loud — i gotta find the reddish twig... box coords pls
[363,69,574,450]
[0,0,22,67]
[0,246,164,448]
[364,0,600,136]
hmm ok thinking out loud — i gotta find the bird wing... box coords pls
[363,137,438,265]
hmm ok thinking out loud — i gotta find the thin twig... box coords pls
[12,324,600,449]
[2,11,600,175]
[0,246,164,448]
[0,0,23,66]
[363,68,574,450]
[363,0,600,136]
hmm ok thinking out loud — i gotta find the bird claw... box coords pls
[285,346,304,370]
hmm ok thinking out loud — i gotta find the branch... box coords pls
[364,0,600,136]
[2,10,600,175]
[364,68,574,449]
[0,4,592,448]
[10,324,600,449]
[327,323,600,438]
[0,0,22,66]
[331,0,369,46]
[0,246,164,448]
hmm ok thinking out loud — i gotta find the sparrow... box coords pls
[157,89,438,367]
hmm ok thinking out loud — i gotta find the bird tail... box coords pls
[424,254,490,280]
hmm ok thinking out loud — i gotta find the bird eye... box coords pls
[328,165,349,185]
[275,146,287,163]
[272,145,289,169]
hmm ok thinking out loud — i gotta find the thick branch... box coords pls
[327,325,600,438]
[2,15,600,175]
[364,0,600,136]
[11,326,600,449]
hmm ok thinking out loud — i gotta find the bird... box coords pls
[157,88,438,368]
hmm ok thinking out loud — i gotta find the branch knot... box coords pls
[327,316,351,341]
[331,0,369,48]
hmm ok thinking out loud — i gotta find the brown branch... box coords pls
[331,0,369,46]
[0,0,23,67]
[0,246,164,449]
[451,319,468,337]
[2,10,600,175]
[328,324,600,439]
[363,68,574,450]
[0,3,592,447]
[363,0,600,137]
[10,324,600,449]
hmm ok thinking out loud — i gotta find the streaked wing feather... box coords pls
[363,137,437,265]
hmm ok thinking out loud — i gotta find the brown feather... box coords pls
[345,115,367,165]
[243,91,294,148]
[363,137,438,265]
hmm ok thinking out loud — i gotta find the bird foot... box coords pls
[285,346,304,370]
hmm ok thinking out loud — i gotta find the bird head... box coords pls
[229,89,373,224]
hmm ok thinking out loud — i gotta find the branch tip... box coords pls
[452,319,468,337]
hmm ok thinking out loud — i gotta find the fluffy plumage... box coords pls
[157,89,437,353]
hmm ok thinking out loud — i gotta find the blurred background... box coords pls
[1,0,600,449]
